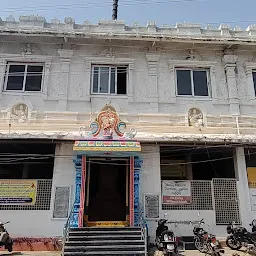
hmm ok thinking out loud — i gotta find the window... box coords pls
[252,71,256,96]
[4,62,44,92]
[91,65,127,95]
[176,69,209,97]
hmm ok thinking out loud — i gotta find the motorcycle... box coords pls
[154,214,179,256]
[0,221,13,252]
[192,217,224,256]
[226,220,256,251]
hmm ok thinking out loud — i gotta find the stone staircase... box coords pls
[63,227,147,256]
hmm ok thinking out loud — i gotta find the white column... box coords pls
[140,144,161,242]
[57,49,73,111]
[234,147,251,228]
[146,53,160,112]
[223,54,240,115]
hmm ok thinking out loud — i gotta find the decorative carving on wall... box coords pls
[186,49,201,61]
[90,105,126,139]
[79,105,137,140]
[188,108,203,127]
[22,43,33,55]
[10,103,29,123]
[98,47,116,57]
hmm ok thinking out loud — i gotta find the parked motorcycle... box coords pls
[192,217,224,256]
[0,221,13,252]
[154,214,179,256]
[226,220,256,251]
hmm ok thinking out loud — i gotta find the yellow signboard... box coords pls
[0,180,37,205]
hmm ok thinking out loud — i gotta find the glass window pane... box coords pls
[253,72,256,96]
[25,65,43,91]
[6,65,25,90]
[110,68,116,94]
[99,67,109,93]
[92,67,99,93]
[193,70,209,96]
[117,67,127,95]
[176,70,192,95]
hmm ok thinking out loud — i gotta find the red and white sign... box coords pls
[162,180,192,205]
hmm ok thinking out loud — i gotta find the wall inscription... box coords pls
[53,187,70,218]
[144,193,160,219]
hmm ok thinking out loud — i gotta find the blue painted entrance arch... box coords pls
[71,154,143,227]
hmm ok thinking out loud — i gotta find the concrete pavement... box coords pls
[0,248,250,256]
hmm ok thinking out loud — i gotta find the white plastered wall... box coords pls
[139,144,250,242]
[0,142,75,237]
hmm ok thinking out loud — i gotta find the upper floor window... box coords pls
[252,71,256,96]
[91,65,127,95]
[4,62,44,92]
[176,68,210,97]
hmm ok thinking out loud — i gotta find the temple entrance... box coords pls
[84,158,129,227]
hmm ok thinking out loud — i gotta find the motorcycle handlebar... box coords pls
[0,221,10,225]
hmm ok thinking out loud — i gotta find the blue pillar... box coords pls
[134,156,143,226]
[71,155,82,227]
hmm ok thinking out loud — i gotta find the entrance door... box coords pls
[84,158,129,226]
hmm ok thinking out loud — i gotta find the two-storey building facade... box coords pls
[0,15,256,241]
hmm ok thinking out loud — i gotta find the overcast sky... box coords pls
[0,0,255,29]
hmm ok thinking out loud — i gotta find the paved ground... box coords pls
[0,248,253,256]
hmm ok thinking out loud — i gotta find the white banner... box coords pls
[162,180,192,205]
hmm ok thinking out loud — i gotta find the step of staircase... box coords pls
[69,230,141,236]
[70,227,141,232]
[68,235,141,241]
[64,227,146,256]
[64,251,146,256]
[66,240,144,246]
[65,245,145,252]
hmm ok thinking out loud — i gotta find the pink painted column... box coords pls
[129,156,134,226]
[78,155,86,227]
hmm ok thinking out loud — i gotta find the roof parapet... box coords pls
[0,16,256,43]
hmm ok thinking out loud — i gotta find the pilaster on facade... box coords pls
[57,49,73,111]
[146,53,160,112]
[234,147,251,228]
[222,54,240,115]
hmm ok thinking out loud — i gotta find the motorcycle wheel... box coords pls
[6,242,13,252]
[194,237,207,253]
[226,237,242,250]
[154,250,164,256]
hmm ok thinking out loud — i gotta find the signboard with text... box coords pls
[144,194,160,219]
[250,188,256,211]
[162,180,192,205]
[0,180,37,205]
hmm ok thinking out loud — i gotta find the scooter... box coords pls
[0,221,13,252]
[154,214,179,256]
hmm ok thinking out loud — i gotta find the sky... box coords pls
[0,0,255,29]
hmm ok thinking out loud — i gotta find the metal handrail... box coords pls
[138,204,147,256]
[62,202,75,256]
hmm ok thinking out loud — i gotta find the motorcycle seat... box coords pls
[247,231,256,236]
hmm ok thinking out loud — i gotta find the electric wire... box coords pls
[0,0,210,13]
[0,144,252,167]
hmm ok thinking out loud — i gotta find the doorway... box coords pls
[84,158,129,226]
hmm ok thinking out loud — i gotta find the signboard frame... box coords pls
[162,180,192,205]
[53,186,71,219]
[143,193,160,220]
[0,179,37,205]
